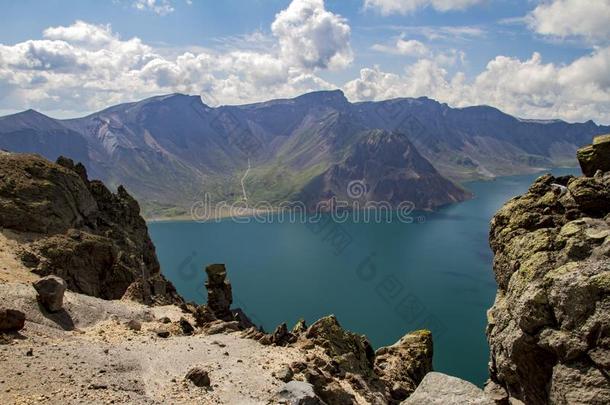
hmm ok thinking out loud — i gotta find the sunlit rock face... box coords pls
[487,140,610,404]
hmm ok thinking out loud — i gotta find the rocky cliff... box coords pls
[0,151,181,304]
[486,135,610,404]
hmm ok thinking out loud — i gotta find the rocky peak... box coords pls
[0,152,182,304]
[293,89,349,108]
[487,137,610,404]
[577,134,610,176]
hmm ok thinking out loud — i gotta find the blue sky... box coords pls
[0,0,609,123]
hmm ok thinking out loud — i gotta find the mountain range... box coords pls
[0,90,608,218]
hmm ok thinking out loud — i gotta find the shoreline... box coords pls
[145,166,580,224]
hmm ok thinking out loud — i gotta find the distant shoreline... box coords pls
[145,165,581,223]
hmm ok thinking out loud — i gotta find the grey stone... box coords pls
[33,275,67,312]
[275,365,294,382]
[270,381,326,405]
[126,319,141,331]
[185,367,210,388]
[402,372,494,405]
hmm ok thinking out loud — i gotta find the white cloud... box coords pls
[527,0,610,43]
[364,0,484,15]
[0,3,344,116]
[372,37,465,68]
[343,47,610,123]
[2,0,610,125]
[271,0,353,70]
[43,20,116,47]
[372,38,429,57]
[133,0,175,16]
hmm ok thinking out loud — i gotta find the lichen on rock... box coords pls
[487,139,610,404]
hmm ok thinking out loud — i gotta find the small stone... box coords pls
[270,381,324,404]
[185,367,211,388]
[275,366,294,383]
[179,317,194,335]
[126,320,141,331]
[33,276,67,312]
[156,329,170,338]
[159,317,171,324]
[0,308,25,332]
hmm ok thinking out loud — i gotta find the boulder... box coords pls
[126,319,142,331]
[374,330,433,401]
[155,329,170,338]
[33,275,67,312]
[205,320,240,335]
[185,367,211,388]
[577,134,610,176]
[0,308,26,331]
[270,381,326,405]
[179,317,194,335]
[402,372,494,405]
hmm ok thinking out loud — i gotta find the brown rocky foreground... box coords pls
[0,262,438,404]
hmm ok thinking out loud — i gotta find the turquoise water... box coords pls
[149,168,579,387]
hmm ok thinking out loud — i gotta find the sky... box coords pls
[0,0,609,123]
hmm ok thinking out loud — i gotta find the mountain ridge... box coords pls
[1,90,608,218]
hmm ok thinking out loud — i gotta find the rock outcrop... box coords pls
[0,152,181,304]
[374,330,433,402]
[487,140,610,404]
[205,264,233,321]
[576,134,610,176]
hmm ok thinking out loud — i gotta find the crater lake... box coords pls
[149,168,578,386]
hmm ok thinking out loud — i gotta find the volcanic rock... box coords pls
[0,153,182,305]
[204,264,232,321]
[0,308,25,332]
[33,275,67,312]
[487,140,610,404]
[185,367,211,388]
[577,134,610,176]
[270,381,326,405]
[305,315,375,376]
[402,372,494,405]
[374,329,433,401]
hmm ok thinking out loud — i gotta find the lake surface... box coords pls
[149,168,578,387]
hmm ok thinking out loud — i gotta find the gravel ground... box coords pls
[0,282,306,404]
